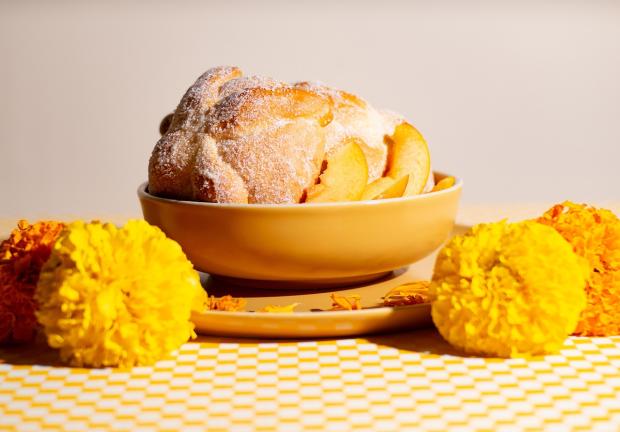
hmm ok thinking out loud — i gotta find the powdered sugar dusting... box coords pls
[191,134,248,203]
[218,75,282,99]
[380,109,406,136]
[295,81,344,103]
[169,66,241,133]
[204,76,291,138]
[214,116,323,204]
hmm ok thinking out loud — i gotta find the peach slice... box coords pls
[431,176,456,192]
[361,175,409,200]
[305,138,368,203]
[384,122,431,196]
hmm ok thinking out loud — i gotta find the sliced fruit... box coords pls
[260,303,300,313]
[305,138,368,203]
[362,175,409,200]
[384,122,431,196]
[362,177,392,201]
[375,175,410,199]
[431,176,456,192]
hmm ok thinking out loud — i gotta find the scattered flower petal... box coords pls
[330,293,362,311]
[383,281,430,307]
[207,295,247,312]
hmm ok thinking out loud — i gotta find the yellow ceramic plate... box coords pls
[191,224,469,339]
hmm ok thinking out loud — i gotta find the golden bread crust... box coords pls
[169,66,243,132]
[191,134,248,203]
[149,67,332,203]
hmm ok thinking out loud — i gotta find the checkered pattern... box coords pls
[1,330,620,431]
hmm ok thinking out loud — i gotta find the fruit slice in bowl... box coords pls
[361,175,410,200]
[307,121,431,204]
[305,138,369,203]
[384,122,431,196]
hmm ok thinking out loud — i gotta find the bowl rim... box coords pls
[192,302,429,319]
[138,171,462,210]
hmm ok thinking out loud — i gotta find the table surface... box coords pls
[1,204,619,432]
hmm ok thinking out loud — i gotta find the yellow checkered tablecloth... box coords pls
[2,329,620,432]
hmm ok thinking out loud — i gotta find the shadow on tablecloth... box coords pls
[0,334,64,367]
[365,328,475,357]
[0,328,473,369]
[194,327,474,358]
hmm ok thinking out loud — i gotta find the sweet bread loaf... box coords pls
[149,66,431,204]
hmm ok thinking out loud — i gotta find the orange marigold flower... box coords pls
[0,220,65,344]
[537,202,620,336]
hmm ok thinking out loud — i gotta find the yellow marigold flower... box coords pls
[431,221,587,358]
[537,202,620,336]
[35,220,207,368]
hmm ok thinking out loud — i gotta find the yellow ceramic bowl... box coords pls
[138,172,462,287]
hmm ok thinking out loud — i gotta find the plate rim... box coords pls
[192,302,431,320]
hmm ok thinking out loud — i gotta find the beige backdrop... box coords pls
[1,1,619,218]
